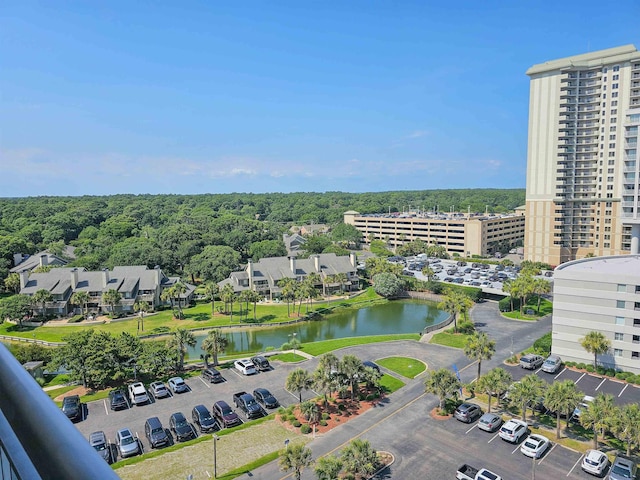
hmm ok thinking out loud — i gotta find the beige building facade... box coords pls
[525,45,640,266]
[343,210,525,257]
[552,255,640,374]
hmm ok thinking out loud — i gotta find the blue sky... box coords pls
[1,1,639,197]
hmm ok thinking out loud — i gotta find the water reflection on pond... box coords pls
[189,299,447,355]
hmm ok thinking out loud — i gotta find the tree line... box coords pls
[0,189,524,284]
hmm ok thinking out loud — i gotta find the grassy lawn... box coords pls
[0,288,385,343]
[429,331,471,349]
[380,374,405,393]
[301,334,420,356]
[376,356,426,379]
[502,297,552,321]
[46,385,77,404]
[269,353,306,363]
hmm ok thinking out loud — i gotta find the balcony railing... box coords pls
[0,344,119,480]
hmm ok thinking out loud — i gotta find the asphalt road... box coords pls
[72,301,640,477]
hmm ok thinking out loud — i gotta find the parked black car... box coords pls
[169,412,196,442]
[89,431,113,464]
[145,417,170,448]
[108,389,128,410]
[363,361,381,373]
[253,388,279,409]
[62,395,82,422]
[250,356,271,372]
[192,405,219,433]
[202,368,224,383]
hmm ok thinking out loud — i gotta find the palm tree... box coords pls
[315,353,340,406]
[314,455,343,480]
[610,403,640,456]
[580,331,611,369]
[203,282,219,317]
[340,439,378,478]
[476,367,512,413]
[458,293,474,323]
[219,283,234,314]
[70,291,90,317]
[424,368,461,410]
[300,400,320,425]
[286,368,313,403]
[279,278,297,317]
[437,289,463,333]
[580,393,615,449]
[172,282,187,319]
[532,277,551,312]
[335,273,348,294]
[464,331,496,381]
[160,286,175,314]
[502,279,518,312]
[167,327,196,371]
[4,273,21,294]
[544,380,583,439]
[32,289,53,318]
[279,443,313,480]
[421,265,435,281]
[133,301,149,332]
[238,289,253,322]
[102,289,121,316]
[507,373,547,424]
[340,355,364,400]
[246,289,261,321]
[201,328,228,366]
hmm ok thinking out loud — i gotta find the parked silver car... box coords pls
[519,354,544,370]
[116,428,140,458]
[541,354,562,373]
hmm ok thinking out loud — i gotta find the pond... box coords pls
[189,299,447,356]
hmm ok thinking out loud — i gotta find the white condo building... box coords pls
[524,45,640,266]
[552,255,640,374]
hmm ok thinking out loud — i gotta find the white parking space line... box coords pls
[465,424,476,434]
[511,444,520,455]
[538,443,557,464]
[619,383,629,397]
[595,378,607,391]
[554,368,567,380]
[488,433,500,443]
[568,454,584,476]
[575,372,586,384]
[198,376,211,389]
[103,399,109,415]
[285,388,299,400]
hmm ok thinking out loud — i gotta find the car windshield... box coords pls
[152,427,163,434]
[175,419,188,428]
[93,443,106,451]
[221,405,232,415]
[503,428,514,434]
[524,440,538,449]
[585,457,600,466]
[611,465,631,477]
[121,436,134,445]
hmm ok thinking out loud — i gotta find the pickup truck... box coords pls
[232,391,263,419]
[456,464,502,480]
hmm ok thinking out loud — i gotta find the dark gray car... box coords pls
[145,417,169,448]
[89,431,112,464]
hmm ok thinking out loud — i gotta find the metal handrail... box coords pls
[0,343,119,480]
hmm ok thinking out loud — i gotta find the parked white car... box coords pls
[520,434,550,458]
[128,382,149,406]
[499,419,528,443]
[234,359,257,375]
[168,376,188,393]
[581,449,610,476]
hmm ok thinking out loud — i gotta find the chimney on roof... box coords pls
[70,268,78,288]
[289,256,296,275]
[102,268,109,288]
[19,270,29,290]
[154,265,162,286]
[13,253,24,267]
[349,251,357,268]
[247,260,254,289]
[39,254,48,267]
[313,255,320,272]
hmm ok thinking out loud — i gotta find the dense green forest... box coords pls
[0,189,524,284]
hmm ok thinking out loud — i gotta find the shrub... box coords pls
[576,363,587,370]
[498,297,512,312]
[533,332,552,356]
[426,280,443,294]
[585,365,595,373]
[616,372,629,381]
[300,424,311,434]
[565,361,576,367]
[319,420,328,426]
[596,366,606,375]
[458,320,475,334]
[68,315,84,323]
[321,412,330,420]
[337,403,346,411]
[365,393,377,401]
[628,374,640,385]
[292,420,302,428]
[605,369,616,378]
[265,346,275,352]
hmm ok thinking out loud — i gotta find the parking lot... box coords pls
[73,359,317,461]
[503,362,640,408]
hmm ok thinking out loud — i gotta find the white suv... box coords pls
[234,359,257,375]
[499,419,528,443]
[128,382,149,405]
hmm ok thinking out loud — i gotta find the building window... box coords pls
[611,109,617,115]
[616,316,625,325]
[614,349,623,357]
[610,126,616,132]
[612,83,619,89]
[634,335,640,343]
[609,135,616,140]
[615,332,624,341]
[613,65,620,72]
[604,243,611,247]
[636,286,640,294]
[612,93,618,99]
[635,319,640,327]
[612,101,617,107]
[608,160,615,165]
[613,74,619,80]
[633,352,640,359]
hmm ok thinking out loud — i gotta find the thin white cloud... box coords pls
[405,130,429,139]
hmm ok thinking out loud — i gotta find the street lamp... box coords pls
[213,433,219,478]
